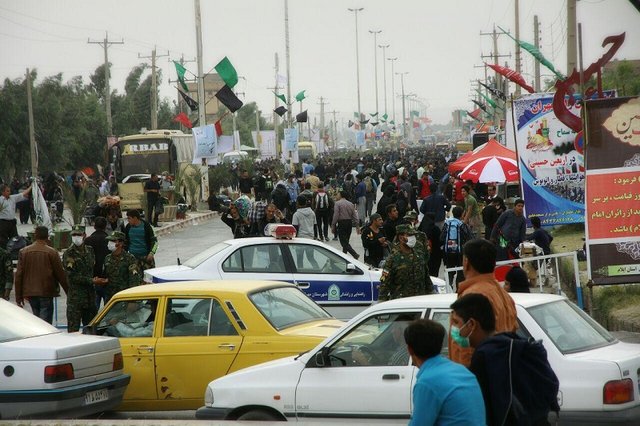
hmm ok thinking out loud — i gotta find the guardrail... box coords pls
[444,251,584,309]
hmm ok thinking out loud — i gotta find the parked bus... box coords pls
[297,141,316,161]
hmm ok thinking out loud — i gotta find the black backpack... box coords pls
[7,235,29,261]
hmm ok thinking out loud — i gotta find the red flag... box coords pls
[215,119,223,137]
[173,112,193,129]
[486,63,535,93]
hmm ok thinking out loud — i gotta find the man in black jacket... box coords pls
[84,216,110,309]
[451,293,560,426]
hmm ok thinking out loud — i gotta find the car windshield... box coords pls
[527,300,616,354]
[183,242,230,268]
[249,286,332,330]
[0,300,59,342]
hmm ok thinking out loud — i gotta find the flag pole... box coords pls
[26,68,38,180]
[509,94,523,198]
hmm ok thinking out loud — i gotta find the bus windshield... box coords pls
[116,138,173,180]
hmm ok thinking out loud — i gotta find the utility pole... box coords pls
[348,7,364,124]
[369,29,381,116]
[284,0,293,129]
[318,97,327,145]
[388,57,398,124]
[88,32,123,136]
[514,0,522,96]
[272,52,283,157]
[139,47,169,129]
[396,71,408,140]
[168,54,196,132]
[567,0,577,75]
[26,68,37,178]
[194,0,206,130]
[533,15,541,92]
[379,44,390,116]
[331,110,338,149]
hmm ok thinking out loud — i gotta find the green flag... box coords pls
[410,110,419,117]
[214,56,239,88]
[382,113,388,120]
[173,61,189,91]
[498,26,564,80]
[295,90,306,102]
[390,120,395,125]
[476,88,498,109]
[274,92,287,104]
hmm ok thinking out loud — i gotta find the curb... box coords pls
[155,211,218,237]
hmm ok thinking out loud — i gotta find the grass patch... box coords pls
[592,285,640,331]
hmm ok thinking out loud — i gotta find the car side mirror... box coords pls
[346,263,362,275]
[314,347,330,367]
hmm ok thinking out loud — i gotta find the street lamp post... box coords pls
[379,44,389,117]
[396,71,409,139]
[348,7,364,125]
[369,29,381,117]
[388,57,398,124]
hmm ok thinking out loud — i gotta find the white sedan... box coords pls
[0,299,130,419]
[196,293,640,425]
[144,233,447,320]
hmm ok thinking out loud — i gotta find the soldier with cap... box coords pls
[379,224,434,301]
[102,231,141,301]
[63,224,97,332]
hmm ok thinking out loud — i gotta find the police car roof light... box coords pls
[265,224,297,239]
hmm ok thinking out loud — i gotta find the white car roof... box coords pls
[365,292,566,312]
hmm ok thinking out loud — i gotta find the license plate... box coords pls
[84,388,109,405]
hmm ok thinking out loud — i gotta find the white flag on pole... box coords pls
[32,181,52,230]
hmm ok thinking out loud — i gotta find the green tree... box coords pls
[602,61,640,97]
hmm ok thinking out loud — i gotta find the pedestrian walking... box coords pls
[440,206,473,288]
[0,245,13,300]
[461,185,482,238]
[313,182,332,241]
[331,190,360,259]
[490,199,526,261]
[14,226,68,324]
[361,213,387,268]
[124,209,158,271]
[63,225,97,332]
[144,173,161,227]
[102,231,141,301]
[0,184,31,249]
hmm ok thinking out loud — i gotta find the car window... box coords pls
[430,310,450,355]
[326,312,422,367]
[527,300,615,354]
[164,298,238,337]
[222,244,286,273]
[184,242,230,268]
[288,244,349,274]
[249,286,331,330]
[0,300,59,342]
[98,298,158,337]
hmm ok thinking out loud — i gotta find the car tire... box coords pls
[237,409,282,421]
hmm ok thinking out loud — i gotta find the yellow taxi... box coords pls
[87,280,343,411]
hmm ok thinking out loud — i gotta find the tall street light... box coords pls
[348,7,364,125]
[379,44,389,116]
[369,29,381,117]
[396,71,409,139]
[388,57,398,124]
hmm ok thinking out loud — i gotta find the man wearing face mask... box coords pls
[63,225,97,332]
[378,224,433,300]
[448,239,517,368]
[102,231,141,301]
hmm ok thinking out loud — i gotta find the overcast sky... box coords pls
[2,0,639,126]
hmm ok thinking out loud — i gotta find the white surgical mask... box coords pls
[406,235,417,248]
[71,236,83,246]
[107,241,117,251]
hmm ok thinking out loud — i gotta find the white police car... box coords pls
[144,225,447,319]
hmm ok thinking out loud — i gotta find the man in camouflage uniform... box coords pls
[0,245,13,300]
[102,231,141,301]
[63,225,97,332]
[379,224,433,301]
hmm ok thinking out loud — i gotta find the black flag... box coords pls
[360,119,369,125]
[215,85,243,113]
[348,120,354,128]
[472,99,489,114]
[274,106,288,117]
[178,89,198,111]
[478,81,506,101]
[296,110,308,123]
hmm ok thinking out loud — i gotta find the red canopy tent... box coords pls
[448,139,517,174]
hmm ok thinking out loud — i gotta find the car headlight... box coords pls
[204,386,214,406]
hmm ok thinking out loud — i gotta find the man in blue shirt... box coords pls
[404,319,485,426]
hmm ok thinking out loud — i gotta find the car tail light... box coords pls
[44,363,74,383]
[604,379,634,404]
[113,353,124,371]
